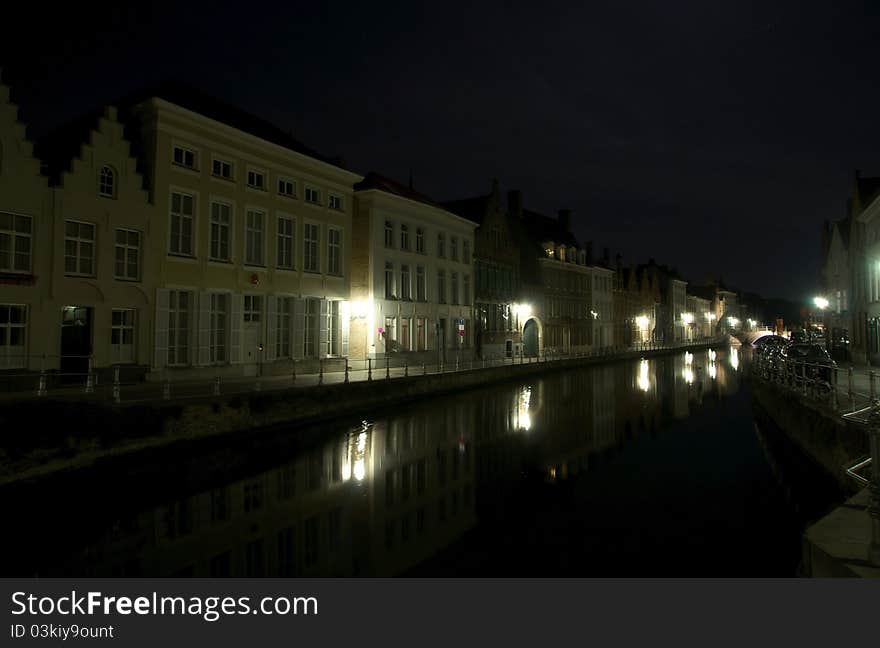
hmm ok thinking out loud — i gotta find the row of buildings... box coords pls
[0,75,747,382]
[821,171,880,363]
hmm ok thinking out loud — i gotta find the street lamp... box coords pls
[813,296,829,310]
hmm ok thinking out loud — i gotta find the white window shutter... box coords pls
[319,299,329,358]
[154,288,170,369]
[293,298,305,359]
[265,296,277,362]
[198,292,211,366]
[230,293,243,364]
[340,308,350,357]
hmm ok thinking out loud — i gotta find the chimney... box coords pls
[508,190,523,219]
[557,209,572,231]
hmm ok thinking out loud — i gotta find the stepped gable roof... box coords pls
[33,109,105,185]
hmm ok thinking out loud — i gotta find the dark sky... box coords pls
[3,1,880,302]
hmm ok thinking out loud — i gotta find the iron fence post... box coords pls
[37,354,47,397]
[404,362,409,377]
[319,359,324,385]
[345,362,350,384]
[84,355,95,394]
[849,367,855,412]
[386,359,390,379]
[112,367,121,404]
[368,358,372,381]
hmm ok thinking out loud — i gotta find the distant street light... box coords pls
[813,296,829,310]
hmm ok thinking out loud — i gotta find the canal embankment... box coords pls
[0,340,723,490]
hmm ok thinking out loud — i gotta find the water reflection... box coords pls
[6,348,745,577]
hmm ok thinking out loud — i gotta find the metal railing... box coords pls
[752,352,880,566]
[1,337,725,405]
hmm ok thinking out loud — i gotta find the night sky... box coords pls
[3,1,879,303]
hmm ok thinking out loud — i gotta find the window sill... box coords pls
[113,276,142,282]
[303,269,321,275]
[171,162,199,174]
[246,185,267,192]
[64,273,97,279]
[210,174,235,183]
[244,263,267,269]
[278,193,297,200]
[167,253,198,263]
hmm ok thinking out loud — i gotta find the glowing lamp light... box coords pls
[813,296,829,310]
[685,351,693,365]
[682,313,694,325]
[513,303,533,320]
[727,316,740,327]
[638,359,650,393]
[636,315,650,329]
[705,312,716,322]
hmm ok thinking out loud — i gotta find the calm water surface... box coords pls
[2,347,844,577]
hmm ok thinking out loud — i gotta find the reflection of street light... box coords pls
[727,316,740,328]
[813,296,829,310]
[682,313,694,325]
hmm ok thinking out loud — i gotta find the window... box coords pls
[99,166,115,198]
[169,192,194,256]
[304,223,319,273]
[277,216,294,269]
[209,293,228,363]
[437,270,446,303]
[416,228,425,254]
[64,221,95,276]
[385,262,395,299]
[400,318,411,351]
[110,308,135,363]
[401,264,411,300]
[327,228,342,276]
[304,298,319,357]
[327,300,340,356]
[114,229,140,280]
[245,209,265,265]
[167,290,191,366]
[247,169,266,190]
[416,318,426,351]
[0,304,27,369]
[305,186,321,204]
[400,224,410,250]
[278,177,296,197]
[437,232,445,258]
[451,272,459,305]
[244,295,262,323]
[212,158,233,180]
[451,236,458,261]
[463,274,471,305]
[328,194,343,210]
[277,297,292,358]
[416,266,426,301]
[463,240,470,263]
[209,202,231,262]
[0,213,32,273]
[384,221,394,248]
[172,145,197,169]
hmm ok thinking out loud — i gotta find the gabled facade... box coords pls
[37,105,156,381]
[443,182,522,359]
[820,217,852,357]
[0,79,51,375]
[351,173,477,365]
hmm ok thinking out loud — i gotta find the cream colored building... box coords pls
[351,173,477,365]
[1,75,154,384]
[123,86,362,379]
[0,80,51,376]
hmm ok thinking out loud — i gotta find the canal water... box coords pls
[1,346,845,577]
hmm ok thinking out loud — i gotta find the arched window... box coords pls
[99,166,115,198]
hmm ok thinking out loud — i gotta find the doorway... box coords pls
[523,318,539,357]
[61,306,92,382]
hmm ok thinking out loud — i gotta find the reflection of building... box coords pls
[350,173,477,364]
